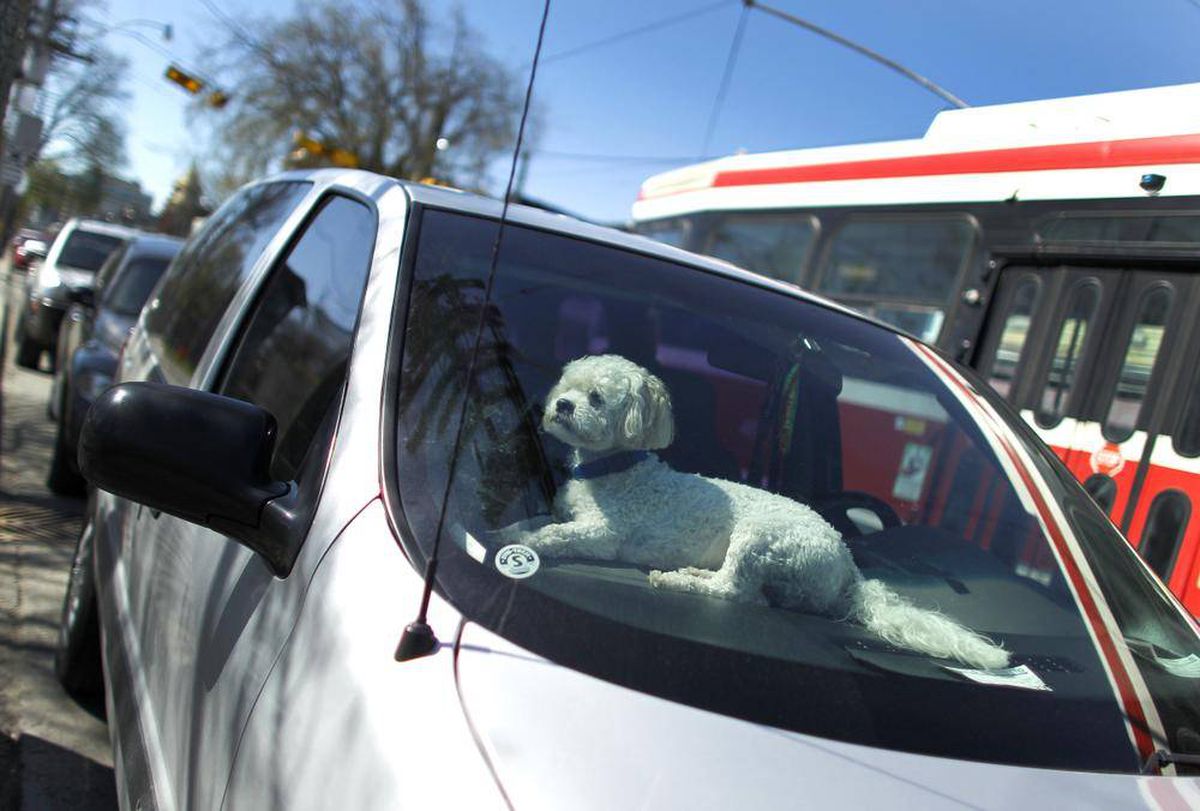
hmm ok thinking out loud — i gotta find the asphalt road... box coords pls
[0,261,118,810]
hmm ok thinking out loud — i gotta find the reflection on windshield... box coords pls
[393,208,1200,773]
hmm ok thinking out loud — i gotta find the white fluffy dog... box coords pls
[496,354,1010,671]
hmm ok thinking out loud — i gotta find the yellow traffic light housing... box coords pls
[165,65,204,95]
[291,132,359,168]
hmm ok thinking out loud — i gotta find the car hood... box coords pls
[455,622,1197,810]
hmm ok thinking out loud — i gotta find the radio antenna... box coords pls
[395,0,553,662]
[744,0,969,109]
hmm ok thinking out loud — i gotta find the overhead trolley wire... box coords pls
[743,0,969,109]
[701,2,750,157]
[540,0,735,64]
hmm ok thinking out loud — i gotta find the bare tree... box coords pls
[197,0,523,193]
[36,46,128,168]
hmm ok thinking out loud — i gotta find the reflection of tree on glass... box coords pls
[399,274,555,525]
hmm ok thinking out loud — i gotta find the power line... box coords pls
[198,0,272,59]
[540,0,735,64]
[744,0,969,109]
[701,2,750,157]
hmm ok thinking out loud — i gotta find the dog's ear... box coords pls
[622,371,674,449]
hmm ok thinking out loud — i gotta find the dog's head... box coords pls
[542,354,674,452]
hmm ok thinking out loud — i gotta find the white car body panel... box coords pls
[224,501,500,811]
[457,623,1200,810]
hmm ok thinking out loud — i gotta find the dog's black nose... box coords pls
[556,398,574,416]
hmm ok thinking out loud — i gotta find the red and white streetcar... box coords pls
[633,82,1200,614]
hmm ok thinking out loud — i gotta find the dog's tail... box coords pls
[849,579,1010,670]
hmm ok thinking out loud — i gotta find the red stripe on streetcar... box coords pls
[705,133,1200,190]
[910,343,1157,763]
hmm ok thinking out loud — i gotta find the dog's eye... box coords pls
[588,390,604,407]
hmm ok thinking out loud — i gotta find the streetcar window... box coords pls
[1103,286,1172,443]
[1039,213,1200,245]
[638,218,691,249]
[818,218,974,302]
[985,278,1040,401]
[1083,473,1117,517]
[1145,216,1200,243]
[1039,216,1140,243]
[703,213,817,284]
[1036,282,1099,428]
[1139,490,1191,581]
[1176,369,1200,457]
[868,305,944,343]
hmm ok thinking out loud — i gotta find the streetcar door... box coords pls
[1098,272,1200,610]
[977,264,1200,611]
[977,266,1121,467]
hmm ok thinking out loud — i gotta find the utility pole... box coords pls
[0,0,35,137]
[0,0,57,246]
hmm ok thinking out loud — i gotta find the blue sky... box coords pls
[90,0,1200,222]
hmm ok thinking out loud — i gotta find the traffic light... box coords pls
[291,132,359,169]
[164,65,204,95]
[206,91,230,109]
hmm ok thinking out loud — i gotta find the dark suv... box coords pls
[47,234,183,493]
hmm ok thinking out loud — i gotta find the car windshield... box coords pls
[392,208,1200,773]
[102,256,174,315]
[58,230,124,272]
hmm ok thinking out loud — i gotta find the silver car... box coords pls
[14,218,138,371]
[61,169,1200,809]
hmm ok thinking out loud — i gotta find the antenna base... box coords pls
[395,620,439,662]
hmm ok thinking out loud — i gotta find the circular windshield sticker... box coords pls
[495,544,540,579]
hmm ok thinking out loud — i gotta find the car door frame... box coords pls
[95,170,413,811]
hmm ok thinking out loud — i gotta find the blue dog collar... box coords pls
[572,450,650,480]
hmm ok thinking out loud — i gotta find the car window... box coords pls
[101,255,176,316]
[94,243,130,292]
[58,230,125,272]
[1035,281,1099,427]
[144,181,311,385]
[392,209,1200,773]
[218,194,375,482]
[983,277,1040,401]
[1103,285,1171,442]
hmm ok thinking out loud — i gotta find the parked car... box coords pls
[9,227,47,270]
[46,233,183,494]
[13,237,48,270]
[14,218,137,371]
[60,170,1200,810]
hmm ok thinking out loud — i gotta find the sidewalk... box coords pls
[0,260,116,810]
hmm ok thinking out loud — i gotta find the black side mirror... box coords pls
[69,288,94,307]
[79,382,303,576]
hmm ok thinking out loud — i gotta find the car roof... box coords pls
[65,218,141,239]
[125,234,184,259]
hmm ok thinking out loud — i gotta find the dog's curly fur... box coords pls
[496,354,1010,670]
